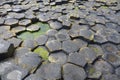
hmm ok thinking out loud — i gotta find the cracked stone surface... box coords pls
[0,0,120,80]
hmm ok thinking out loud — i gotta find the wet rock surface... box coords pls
[0,0,120,80]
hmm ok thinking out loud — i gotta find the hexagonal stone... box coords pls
[88,44,104,57]
[37,13,50,22]
[0,61,16,75]
[49,21,63,29]
[49,51,67,65]
[11,26,26,33]
[22,39,37,50]
[86,64,101,79]
[46,29,58,37]
[15,47,30,57]
[93,34,107,43]
[79,29,94,40]
[63,63,87,80]
[26,24,40,32]
[7,37,22,48]
[101,43,118,54]
[68,52,87,67]
[115,67,120,78]
[1,69,28,80]
[55,31,70,41]
[79,47,97,63]
[5,18,18,25]
[0,17,5,25]
[35,35,48,46]
[101,74,119,80]
[68,29,79,38]
[107,33,120,43]
[25,74,44,80]
[73,39,87,49]
[104,53,120,67]
[62,40,80,53]
[0,31,15,39]
[0,39,14,60]
[17,52,42,72]
[46,40,62,52]
[19,19,31,26]
[36,63,61,80]
[94,60,114,74]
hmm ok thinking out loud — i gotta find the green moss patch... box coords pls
[18,22,50,40]
[34,47,49,60]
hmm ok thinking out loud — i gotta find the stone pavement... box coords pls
[0,0,120,80]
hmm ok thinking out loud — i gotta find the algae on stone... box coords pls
[34,47,49,60]
[18,22,50,40]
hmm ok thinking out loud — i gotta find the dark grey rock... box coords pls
[35,35,48,46]
[79,29,94,40]
[46,40,61,52]
[36,63,61,80]
[7,37,22,48]
[37,13,50,22]
[62,40,80,53]
[46,29,58,37]
[107,33,120,43]
[22,39,37,50]
[26,24,40,32]
[49,51,67,65]
[94,60,114,74]
[104,53,120,67]
[25,74,44,80]
[79,47,97,63]
[101,43,118,54]
[17,52,42,72]
[0,39,14,60]
[88,44,104,57]
[19,19,31,26]
[94,34,107,43]
[55,31,70,41]
[11,26,26,33]
[5,18,18,25]
[73,39,87,49]
[1,68,28,80]
[86,64,101,79]
[49,21,63,29]
[63,63,87,80]
[0,18,4,25]
[101,74,120,80]
[68,52,87,67]
[15,47,30,57]
[115,67,120,78]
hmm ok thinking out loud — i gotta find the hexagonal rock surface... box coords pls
[49,21,63,29]
[101,74,119,80]
[26,24,41,32]
[62,40,80,53]
[55,31,70,41]
[17,52,42,72]
[63,63,87,80]
[22,39,37,50]
[48,51,67,65]
[46,40,62,52]
[25,74,44,80]
[1,68,28,80]
[101,43,118,54]
[68,52,87,67]
[0,39,14,60]
[79,47,98,63]
[35,35,48,46]
[36,63,61,80]
[4,18,18,26]
[79,29,94,40]
[94,60,114,74]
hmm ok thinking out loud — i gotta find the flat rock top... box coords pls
[0,0,120,80]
